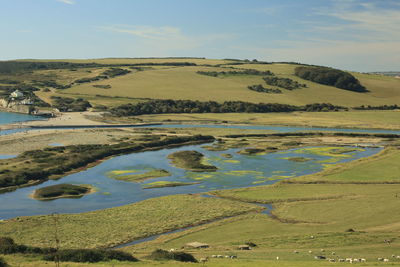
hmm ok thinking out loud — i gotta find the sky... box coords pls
[1,0,399,72]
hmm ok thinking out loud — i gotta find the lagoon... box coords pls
[0,143,381,220]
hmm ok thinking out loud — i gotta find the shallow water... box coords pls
[0,111,43,125]
[0,144,381,220]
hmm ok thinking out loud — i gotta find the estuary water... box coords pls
[0,111,43,125]
[0,143,381,220]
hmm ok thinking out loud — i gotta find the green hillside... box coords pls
[1,58,399,108]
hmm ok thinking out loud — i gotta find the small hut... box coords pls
[238,245,251,250]
[185,242,209,249]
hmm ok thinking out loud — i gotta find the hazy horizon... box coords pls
[1,0,400,72]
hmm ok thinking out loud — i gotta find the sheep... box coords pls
[360,258,366,262]
[276,256,280,260]
[329,259,335,262]
[309,250,313,254]
[199,257,208,264]
[353,258,359,263]
[211,255,217,258]
[293,250,299,254]
[339,259,345,262]
[217,255,224,258]
[345,258,353,262]
[384,259,390,262]
[230,255,237,259]
[378,258,384,261]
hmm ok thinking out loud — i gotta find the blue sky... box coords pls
[1,0,399,71]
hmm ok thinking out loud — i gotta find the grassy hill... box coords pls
[1,58,399,108]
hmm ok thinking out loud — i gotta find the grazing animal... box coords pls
[217,255,223,258]
[360,258,366,262]
[329,259,335,262]
[346,258,353,262]
[199,257,208,264]
[276,256,280,260]
[378,258,384,261]
[339,259,345,262]
[230,255,237,259]
[293,250,299,254]
[353,258,359,262]
[320,249,325,252]
[211,255,217,258]
[384,258,390,262]
[331,252,336,255]
[309,250,313,254]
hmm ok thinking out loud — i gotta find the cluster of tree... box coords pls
[303,103,346,112]
[0,78,20,84]
[102,67,131,77]
[32,80,71,89]
[50,96,91,112]
[44,249,138,263]
[247,84,282,94]
[263,76,307,90]
[0,135,214,189]
[110,100,346,117]
[148,249,197,263]
[74,68,131,84]
[0,237,137,263]
[353,104,399,110]
[110,100,300,116]
[0,257,7,267]
[294,66,367,92]
[0,237,55,255]
[92,84,111,89]
[197,69,273,77]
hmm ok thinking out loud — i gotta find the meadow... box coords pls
[58,62,400,107]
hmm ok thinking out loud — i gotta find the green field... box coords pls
[136,110,400,130]
[2,58,391,108]
[0,195,261,249]
[59,63,400,107]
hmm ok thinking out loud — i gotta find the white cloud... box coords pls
[56,0,75,5]
[314,1,400,42]
[99,25,234,53]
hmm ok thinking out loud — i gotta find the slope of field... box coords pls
[137,110,400,130]
[56,61,400,107]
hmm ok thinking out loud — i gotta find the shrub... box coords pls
[148,249,197,263]
[0,257,8,267]
[295,66,367,92]
[43,249,138,263]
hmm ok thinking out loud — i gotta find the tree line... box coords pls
[0,61,197,74]
[353,104,399,110]
[247,84,282,94]
[197,69,273,77]
[294,66,367,92]
[263,76,307,90]
[110,100,346,116]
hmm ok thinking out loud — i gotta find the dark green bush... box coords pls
[0,257,8,267]
[0,237,55,255]
[148,249,197,263]
[263,76,306,90]
[295,66,367,92]
[43,249,138,263]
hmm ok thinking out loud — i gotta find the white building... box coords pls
[10,90,24,99]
